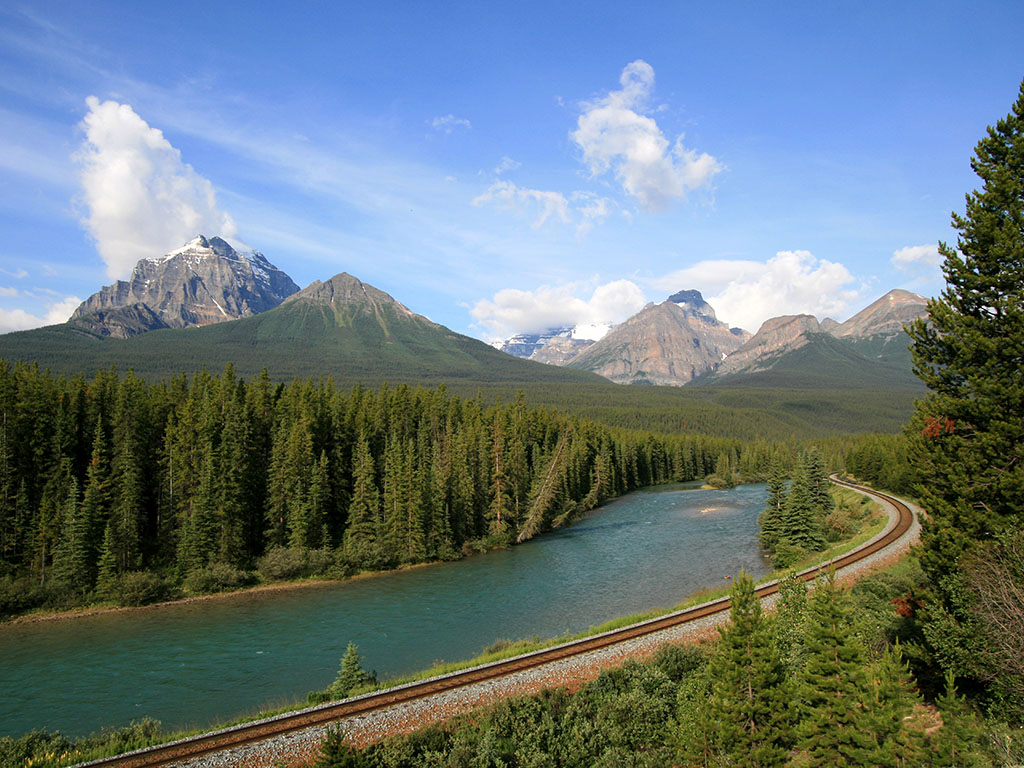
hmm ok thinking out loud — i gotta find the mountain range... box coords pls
[0,236,929,401]
[498,286,928,389]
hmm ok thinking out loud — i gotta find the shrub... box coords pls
[182,563,253,595]
[650,641,707,682]
[257,547,334,582]
[114,572,170,607]
[771,541,806,569]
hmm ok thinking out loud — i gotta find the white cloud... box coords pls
[653,250,861,332]
[76,96,237,279]
[431,114,472,133]
[471,279,646,339]
[571,60,721,211]
[572,192,614,237]
[472,180,571,229]
[0,287,19,298]
[494,156,521,175]
[44,295,82,325]
[0,294,81,334]
[0,268,29,279]
[892,244,942,270]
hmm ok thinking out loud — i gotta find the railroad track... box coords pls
[80,478,917,768]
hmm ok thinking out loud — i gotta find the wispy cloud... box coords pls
[494,156,521,175]
[471,278,646,339]
[652,250,861,332]
[431,114,472,133]
[892,243,941,271]
[76,96,237,278]
[472,180,571,229]
[0,268,29,279]
[571,60,721,210]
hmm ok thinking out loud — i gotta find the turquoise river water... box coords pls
[0,482,770,740]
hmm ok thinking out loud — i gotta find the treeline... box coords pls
[0,360,772,615]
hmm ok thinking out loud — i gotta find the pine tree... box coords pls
[798,572,875,766]
[907,79,1024,694]
[54,476,93,591]
[759,457,787,551]
[330,642,374,698]
[929,670,992,767]
[343,435,379,569]
[705,570,794,767]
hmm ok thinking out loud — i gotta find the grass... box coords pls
[5,482,896,768]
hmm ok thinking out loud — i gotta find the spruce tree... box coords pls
[798,572,875,765]
[343,435,379,569]
[705,570,794,767]
[331,642,374,698]
[759,457,787,552]
[929,670,993,768]
[907,79,1024,692]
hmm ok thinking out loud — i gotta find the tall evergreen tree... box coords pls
[798,572,875,766]
[907,78,1024,691]
[344,435,379,569]
[759,457,788,552]
[705,570,794,767]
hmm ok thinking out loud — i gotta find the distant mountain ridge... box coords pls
[698,289,929,388]
[70,236,300,338]
[495,287,929,389]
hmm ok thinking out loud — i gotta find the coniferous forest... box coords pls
[0,361,770,617]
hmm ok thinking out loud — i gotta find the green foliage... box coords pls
[110,571,169,607]
[181,562,253,595]
[255,546,333,582]
[0,719,162,768]
[759,449,830,566]
[796,572,876,765]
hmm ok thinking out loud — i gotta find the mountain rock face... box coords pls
[713,314,823,378]
[567,291,749,385]
[830,289,928,340]
[70,236,300,338]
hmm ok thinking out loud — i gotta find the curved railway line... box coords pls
[81,478,917,768]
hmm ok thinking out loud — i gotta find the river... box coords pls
[0,482,770,739]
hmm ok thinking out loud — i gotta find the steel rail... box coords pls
[78,478,916,768]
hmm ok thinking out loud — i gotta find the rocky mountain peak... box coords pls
[667,289,717,321]
[712,314,823,378]
[830,289,928,339]
[70,235,300,338]
[567,297,747,386]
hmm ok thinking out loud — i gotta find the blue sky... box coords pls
[1,1,1022,339]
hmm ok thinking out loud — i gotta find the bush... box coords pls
[182,563,253,595]
[114,572,170,607]
[650,641,707,682]
[771,541,806,569]
[257,547,334,582]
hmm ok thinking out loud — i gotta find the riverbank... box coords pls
[0,556,461,627]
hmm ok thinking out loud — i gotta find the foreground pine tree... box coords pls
[797,572,875,765]
[907,77,1024,703]
[705,570,794,767]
